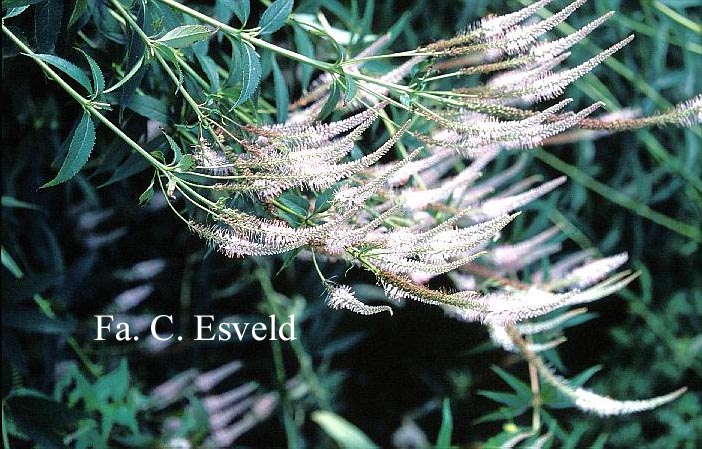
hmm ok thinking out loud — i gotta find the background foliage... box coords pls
[2,0,700,447]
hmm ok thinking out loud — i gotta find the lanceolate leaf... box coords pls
[258,0,293,35]
[67,0,88,28]
[343,72,357,105]
[34,0,63,53]
[436,398,453,449]
[3,5,29,18]
[311,411,379,449]
[156,25,216,48]
[317,79,340,121]
[2,0,44,9]
[28,53,93,94]
[292,24,314,90]
[77,48,104,96]
[41,110,95,188]
[227,0,250,25]
[271,55,289,122]
[232,41,261,107]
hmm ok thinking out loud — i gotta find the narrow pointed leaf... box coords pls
[258,0,293,35]
[233,41,261,107]
[343,72,357,105]
[271,55,289,122]
[317,79,340,121]
[77,49,104,96]
[156,25,216,48]
[225,0,249,24]
[28,53,93,94]
[436,398,453,449]
[67,0,87,27]
[293,24,314,90]
[312,411,379,449]
[34,0,63,53]
[41,110,95,187]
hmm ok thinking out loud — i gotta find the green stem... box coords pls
[256,269,332,411]
[270,335,299,449]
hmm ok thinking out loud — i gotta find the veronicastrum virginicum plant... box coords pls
[3,0,700,443]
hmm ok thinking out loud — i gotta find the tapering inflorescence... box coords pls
[162,0,698,419]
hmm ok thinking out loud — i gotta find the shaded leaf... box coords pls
[223,0,249,25]
[68,0,88,28]
[77,48,104,96]
[292,24,314,90]
[34,0,63,53]
[4,5,29,18]
[127,94,168,123]
[312,411,379,449]
[317,79,339,121]
[41,110,95,187]
[258,0,293,35]
[29,53,92,94]
[3,309,75,334]
[156,25,216,49]
[2,0,44,9]
[436,398,453,449]
[271,55,289,122]
[2,246,24,278]
[232,40,261,107]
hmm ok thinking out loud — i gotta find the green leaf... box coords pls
[34,0,63,53]
[99,151,150,188]
[478,390,528,408]
[127,94,168,123]
[224,0,249,25]
[343,72,357,105]
[163,132,183,164]
[311,411,379,449]
[435,398,453,449]
[2,0,44,9]
[232,41,261,107]
[4,5,29,18]
[196,53,220,92]
[258,0,293,35]
[77,48,104,96]
[271,55,289,122]
[41,110,95,187]
[276,247,303,275]
[313,187,334,214]
[492,366,532,399]
[156,25,216,48]
[2,246,24,278]
[177,154,196,172]
[317,79,340,121]
[292,24,314,90]
[28,53,93,94]
[67,0,88,28]
[2,196,43,212]
[138,178,155,206]
[103,55,144,94]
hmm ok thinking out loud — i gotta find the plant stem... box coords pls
[270,335,299,449]
[256,269,332,411]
